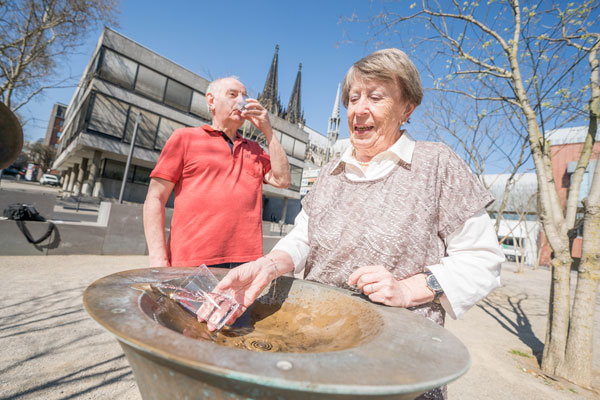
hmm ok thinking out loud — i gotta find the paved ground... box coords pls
[0,256,598,399]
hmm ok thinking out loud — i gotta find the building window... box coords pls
[293,140,306,160]
[135,65,167,102]
[164,79,192,112]
[88,93,129,138]
[281,133,295,155]
[98,49,137,89]
[190,91,208,118]
[156,118,186,150]
[133,165,151,184]
[101,159,152,185]
[124,106,160,149]
[290,165,303,190]
[102,159,127,181]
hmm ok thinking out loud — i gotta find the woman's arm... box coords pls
[349,209,504,317]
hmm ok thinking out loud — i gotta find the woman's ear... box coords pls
[403,103,416,122]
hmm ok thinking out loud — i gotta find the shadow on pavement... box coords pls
[477,292,545,364]
[0,283,137,400]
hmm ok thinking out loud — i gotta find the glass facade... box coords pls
[101,159,152,185]
[88,93,128,138]
[124,105,160,149]
[98,49,136,89]
[135,65,167,101]
[165,79,192,112]
[290,165,302,190]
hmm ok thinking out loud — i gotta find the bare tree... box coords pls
[0,0,119,112]
[352,0,600,387]
[421,90,533,234]
[26,139,56,174]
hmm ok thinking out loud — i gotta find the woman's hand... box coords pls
[197,258,279,331]
[348,265,433,308]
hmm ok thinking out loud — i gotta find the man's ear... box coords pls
[206,92,215,114]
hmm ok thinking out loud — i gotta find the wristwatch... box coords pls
[424,270,444,301]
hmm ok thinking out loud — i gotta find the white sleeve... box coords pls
[271,209,310,275]
[426,209,505,319]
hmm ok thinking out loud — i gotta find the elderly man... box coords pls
[143,76,290,268]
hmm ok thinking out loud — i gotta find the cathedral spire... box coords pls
[285,63,305,126]
[326,83,341,161]
[258,45,281,115]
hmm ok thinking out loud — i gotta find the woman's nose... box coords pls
[354,97,370,115]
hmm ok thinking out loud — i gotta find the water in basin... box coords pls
[138,276,383,353]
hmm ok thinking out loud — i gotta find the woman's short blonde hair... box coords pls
[341,48,423,108]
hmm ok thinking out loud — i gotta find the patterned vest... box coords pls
[301,141,494,326]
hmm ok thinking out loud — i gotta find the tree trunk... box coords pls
[557,42,600,387]
[559,198,600,386]
[541,249,573,373]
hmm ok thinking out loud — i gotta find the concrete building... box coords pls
[43,103,67,148]
[53,28,309,223]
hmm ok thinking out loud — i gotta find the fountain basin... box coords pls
[83,267,470,399]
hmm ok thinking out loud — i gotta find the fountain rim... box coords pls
[83,267,471,396]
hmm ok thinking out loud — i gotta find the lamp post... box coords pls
[118,113,142,204]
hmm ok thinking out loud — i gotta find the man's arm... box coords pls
[242,98,290,188]
[262,129,290,188]
[143,177,175,267]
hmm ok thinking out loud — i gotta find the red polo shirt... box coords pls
[150,125,271,266]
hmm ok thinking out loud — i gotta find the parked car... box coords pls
[40,174,60,186]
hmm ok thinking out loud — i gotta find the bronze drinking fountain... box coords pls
[83,267,470,399]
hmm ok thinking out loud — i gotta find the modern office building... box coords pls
[53,28,309,222]
[43,103,67,148]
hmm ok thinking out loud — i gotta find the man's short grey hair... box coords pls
[341,48,423,108]
[206,75,241,98]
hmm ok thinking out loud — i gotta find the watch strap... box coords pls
[424,270,444,301]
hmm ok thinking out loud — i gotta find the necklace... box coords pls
[352,149,371,167]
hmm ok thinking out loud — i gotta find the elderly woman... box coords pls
[203,48,504,400]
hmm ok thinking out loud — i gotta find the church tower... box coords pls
[326,83,341,161]
[258,45,282,115]
[284,63,305,127]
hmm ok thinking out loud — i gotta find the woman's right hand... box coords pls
[198,258,279,331]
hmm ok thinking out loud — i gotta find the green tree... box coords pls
[0,0,119,112]
[353,0,599,387]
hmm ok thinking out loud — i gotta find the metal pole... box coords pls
[118,113,141,204]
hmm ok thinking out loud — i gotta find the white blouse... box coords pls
[273,131,504,319]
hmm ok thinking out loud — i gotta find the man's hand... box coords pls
[198,258,279,331]
[348,265,431,308]
[241,98,272,136]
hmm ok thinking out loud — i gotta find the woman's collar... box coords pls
[331,130,415,173]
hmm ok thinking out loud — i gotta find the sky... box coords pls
[19,0,593,176]
[21,0,397,143]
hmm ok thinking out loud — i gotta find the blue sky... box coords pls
[22,1,397,142]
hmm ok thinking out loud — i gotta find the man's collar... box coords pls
[203,124,246,142]
[330,130,415,174]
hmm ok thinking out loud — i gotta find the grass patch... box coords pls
[510,349,533,358]
[568,388,577,393]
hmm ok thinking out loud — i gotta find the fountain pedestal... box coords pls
[83,267,470,399]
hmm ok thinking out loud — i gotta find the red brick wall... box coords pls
[538,141,600,265]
